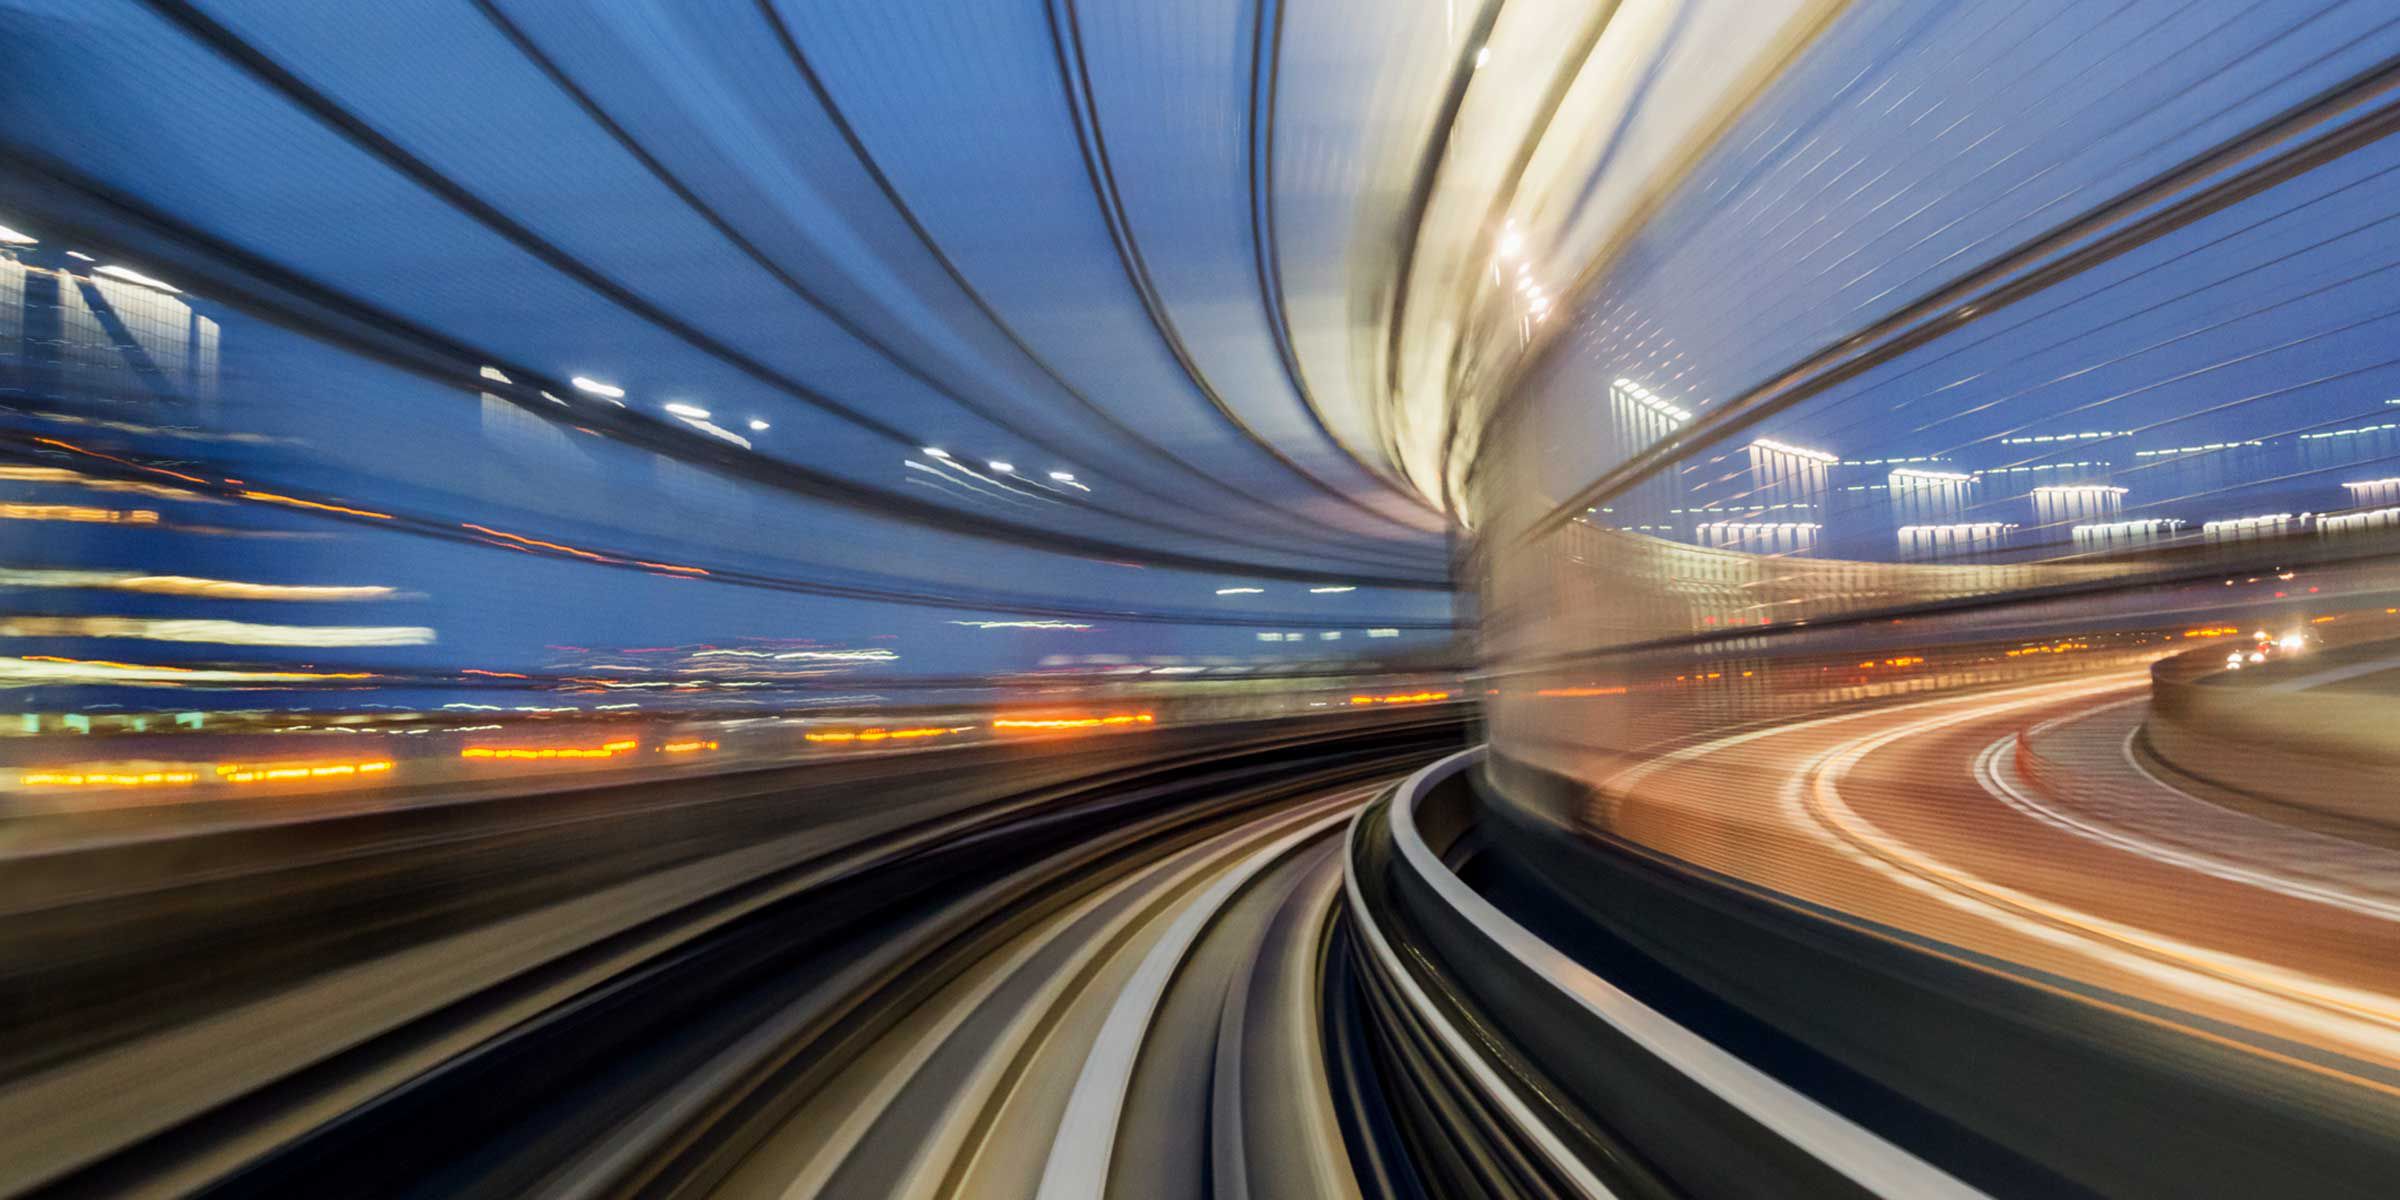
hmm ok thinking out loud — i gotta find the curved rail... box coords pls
[1345,747,1982,1198]
[9,721,1458,1199]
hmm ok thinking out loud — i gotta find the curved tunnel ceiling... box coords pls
[0,0,1826,560]
[5,1,1441,574]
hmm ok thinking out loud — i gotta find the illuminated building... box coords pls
[1885,468,1974,528]
[1695,521,1820,556]
[2203,513,2309,544]
[2029,484,2126,530]
[1897,522,2015,561]
[2342,477,2400,509]
[2071,518,2185,553]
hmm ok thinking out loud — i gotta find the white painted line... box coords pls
[1977,730,2400,922]
[1342,774,1620,1200]
[1794,697,2400,1056]
[1035,803,1360,1200]
[1389,750,1984,1200]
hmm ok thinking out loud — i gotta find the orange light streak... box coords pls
[460,739,637,761]
[1536,686,1627,697]
[238,490,392,519]
[991,713,1157,731]
[460,523,608,561]
[30,435,210,484]
[1347,691,1452,706]
[805,725,970,743]
[15,655,375,680]
[2003,642,2087,658]
[661,740,719,753]
[214,759,393,784]
[0,503,158,524]
[21,770,199,787]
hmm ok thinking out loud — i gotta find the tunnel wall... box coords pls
[1461,0,2400,831]
[2144,645,2400,831]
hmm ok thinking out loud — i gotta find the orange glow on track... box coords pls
[1348,691,1451,706]
[460,523,607,561]
[0,503,158,524]
[2003,642,2087,658]
[237,490,392,520]
[20,770,200,787]
[990,714,1156,731]
[805,726,970,743]
[661,740,718,753]
[30,435,210,484]
[19,654,377,680]
[1536,686,1628,697]
[2184,626,2240,638]
[460,739,637,761]
[214,760,393,784]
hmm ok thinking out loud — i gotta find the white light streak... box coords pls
[0,616,434,647]
[1749,438,1838,463]
[679,417,750,448]
[948,619,1093,630]
[95,265,180,293]
[571,376,625,400]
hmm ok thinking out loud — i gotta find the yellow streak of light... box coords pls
[1,656,377,685]
[238,490,392,520]
[214,759,393,784]
[0,503,157,524]
[0,465,204,500]
[460,739,638,761]
[20,770,199,787]
[0,616,433,647]
[804,726,970,743]
[460,523,606,561]
[991,713,1156,730]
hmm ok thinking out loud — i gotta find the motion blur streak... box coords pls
[991,713,1158,731]
[460,740,638,761]
[0,616,434,646]
[214,759,393,784]
[0,570,395,600]
[10,0,2400,1198]
[1347,690,1453,705]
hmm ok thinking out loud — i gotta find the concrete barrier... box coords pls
[2144,644,2400,830]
